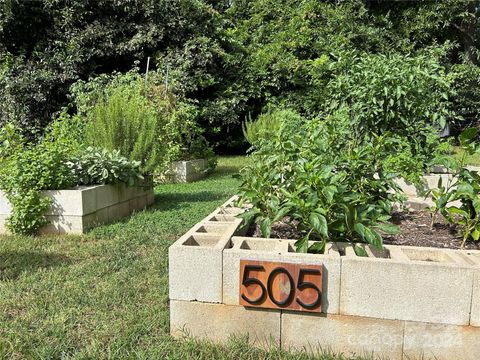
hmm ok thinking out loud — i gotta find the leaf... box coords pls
[375,222,400,235]
[472,228,480,241]
[354,222,366,238]
[353,244,368,257]
[295,235,309,253]
[309,212,328,237]
[259,217,272,238]
[447,206,469,219]
[363,226,383,249]
[272,206,290,222]
[308,240,326,254]
[322,185,336,202]
[459,128,478,146]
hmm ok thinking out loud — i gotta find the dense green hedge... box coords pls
[1,0,480,149]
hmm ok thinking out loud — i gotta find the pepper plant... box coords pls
[429,128,480,247]
[238,110,403,253]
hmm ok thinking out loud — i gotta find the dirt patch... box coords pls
[247,211,480,250]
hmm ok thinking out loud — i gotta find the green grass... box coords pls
[452,146,480,166]
[0,156,369,360]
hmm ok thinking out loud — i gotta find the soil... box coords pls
[248,211,480,250]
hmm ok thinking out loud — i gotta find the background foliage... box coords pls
[1,0,480,150]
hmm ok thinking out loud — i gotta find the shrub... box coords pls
[81,74,165,174]
[73,70,216,176]
[325,51,453,166]
[242,108,300,147]
[0,123,78,235]
[0,119,144,235]
[238,109,403,253]
[429,128,480,247]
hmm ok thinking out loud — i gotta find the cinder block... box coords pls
[403,321,480,360]
[471,270,480,327]
[395,174,452,197]
[170,159,208,183]
[169,220,242,303]
[108,201,131,222]
[47,215,84,234]
[117,184,136,203]
[95,185,119,209]
[81,186,99,215]
[340,245,475,325]
[81,213,100,232]
[170,300,280,347]
[146,192,155,205]
[129,198,139,213]
[135,195,148,211]
[223,237,341,314]
[96,207,109,225]
[44,189,84,216]
[281,312,404,359]
[0,184,152,235]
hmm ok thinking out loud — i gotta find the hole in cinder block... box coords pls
[182,234,221,247]
[402,248,453,263]
[365,245,390,259]
[209,215,236,222]
[217,207,244,216]
[196,224,230,234]
[239,239,283,252]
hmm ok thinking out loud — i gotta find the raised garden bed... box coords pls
[169,196,480,360]
[164,159,209,183]
[0,183,154,235]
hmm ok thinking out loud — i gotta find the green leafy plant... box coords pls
[242,108,297,147]
[429,128,480,247]
[325,51,454,170]
[238,110,402,253]
[0,118,145,235]
[74,71,216,176]
[68,147,143,187]
[0,123,78,235]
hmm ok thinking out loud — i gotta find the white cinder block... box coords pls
[169,159,209,183]
[170,300,280,347]
[95,185,119,209]
[0,184,154,234]
[44,189,84,216]
[281,312,404,360]
[169,219,242,303]
[403,321,480,360]
[222,237,341,314]
[471,269,480,327]
[395,174,453,197]
[340,245,475,325]
[47,215,84,234]
[81,186,99,215]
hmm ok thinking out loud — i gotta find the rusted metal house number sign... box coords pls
[239,260,323,312]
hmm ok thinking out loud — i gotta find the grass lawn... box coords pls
[0,156,370,360]
[452,146,480,166]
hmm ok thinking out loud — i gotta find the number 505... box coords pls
[239,260,323,313]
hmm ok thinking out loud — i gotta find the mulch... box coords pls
[248,211,480,250]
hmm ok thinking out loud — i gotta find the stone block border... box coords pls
[0,183,154,234]
[169,196,480,360]
[165,159,209,183]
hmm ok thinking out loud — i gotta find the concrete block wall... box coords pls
[164,159,209,183]
[169,196,480,359]
[0,183,154,235]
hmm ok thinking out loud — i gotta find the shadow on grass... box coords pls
[150,191,226,212]
[0,251,71,280]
